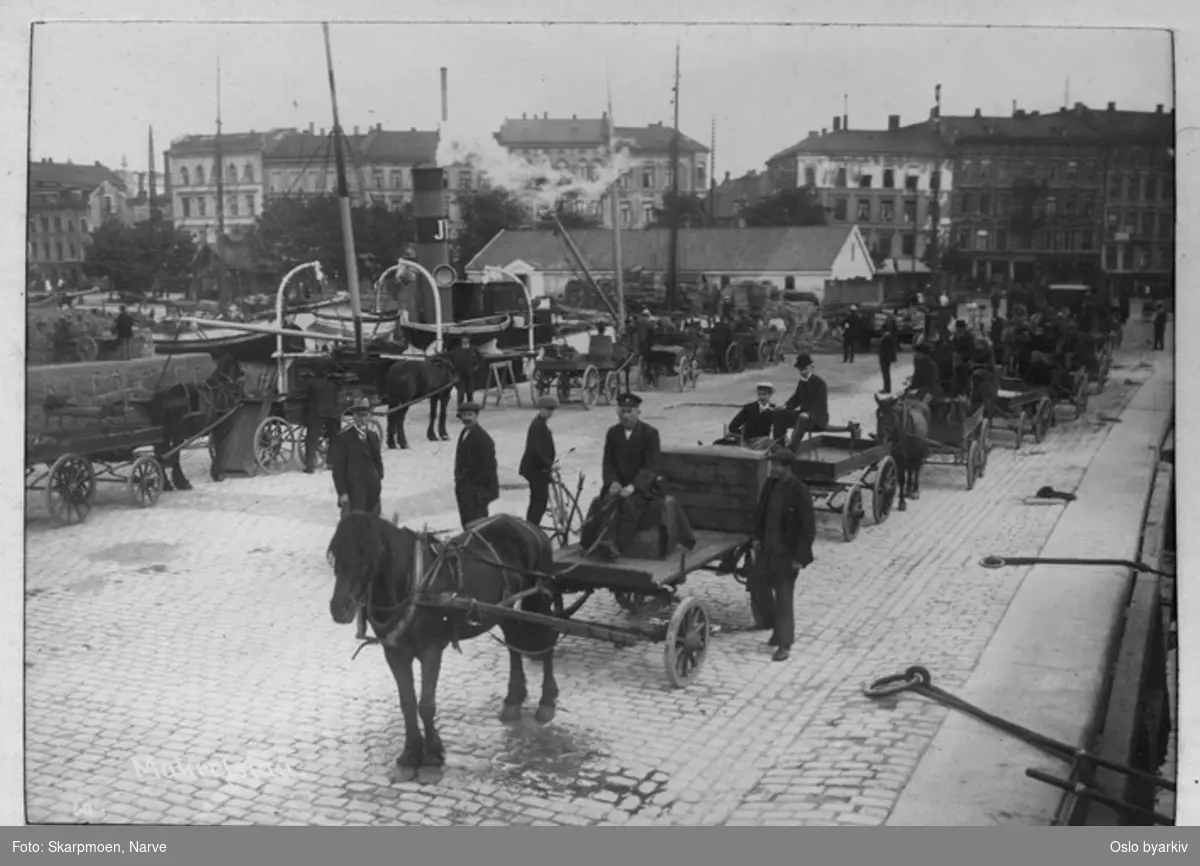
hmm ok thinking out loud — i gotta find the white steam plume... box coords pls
[436,120,637,216]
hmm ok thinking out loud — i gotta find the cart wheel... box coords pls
[664,598,710,688]
[581,365,601,410]
[975,436,987,479]
[1014,411,1026,451]
[603,371,621,404]
[254,416,296,474]
[1073,369,1089,413]
[756,339,771,369]
[46,453,95,526]
[841,487,865,542]
[872,455,898,524]
[127,454,165,508]
[75,335,98,362]
[556,375,571,406]
[981,418,993,451]
[966,441,981,490]
[724,343,744,371]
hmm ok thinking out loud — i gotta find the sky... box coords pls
[28,23,1172,183]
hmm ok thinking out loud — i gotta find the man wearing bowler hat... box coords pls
[454,401,499,529]
[520,395,559,526]
[328,397,384,516]
[751,444,817,661]
[772,352,830,449]
[587,392,662,561]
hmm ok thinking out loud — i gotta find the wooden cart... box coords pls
[790,433,898,541]
[992,378,1054,450]
[533,335,633,410]
[724,327,787,373]
[924,401,989,490]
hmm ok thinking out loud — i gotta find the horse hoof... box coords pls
[440,433,450,442]
[416,766,444,786]
[177,483,193,492]
[534,704,557,724]
[910,491,920,500]
[499,703,522,723]
[897,501,907,512]
[388,763,420,784]
[387,443,397,450]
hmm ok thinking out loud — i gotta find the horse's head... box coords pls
[326,513,424,625]
[874,393,926,442]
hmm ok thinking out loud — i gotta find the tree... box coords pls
[248,195,412,286]
[739,187,828,227]
[453,187,529,274]
[83,215,197,294]
[651,191,713,229]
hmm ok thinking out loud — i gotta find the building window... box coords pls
[226,163,236,184]
[905,175,919,192]
[67,242,76,259]
[373,170,384,190]
[641,165,655,189]
[55,241,63,261]
[856,199,871,221]
[859,174,873,189]
[243,164,254,183]
[40,216,49,232]
[181,198,191,218]
[195,166,205,186]
[784,276,795,290]
[53,216,62,231]
[961,158,973,179]
[1141,212,1154,238]
[1105,245,1118,269]
[620,202,632,226]
[1082,196,1094,218]
[103,196,114,216]
[901,233,915,256]
[459,170,473,189]
[696,166,707,188]
[979,161,991,181]
[903,199,917,223]
[66,219,74,232]
[882,169,895,189]
[244,193,255,214]
[930,170,941,191]
[228,196,239,216]
[181,166,190,186]
[1109,172,1122,199]
[833,198,848,220]
[880,200,894,223]
[956,228,970,248]
[804,166,816,188]
[996,228,1008,250]
[876,231,894,257]
[198,197,206,217]
[80,217,88,233]
[1049,161,1059,181]
[641,203,655,225]
[835,167,847,188]
[978,195,990,216]
[1063,196,1076,216]
[1045,196,1057,216]
[1081,230,1094,251]
[42,242,51,261]
[1064,230,1076,250]
[28,218,35,235]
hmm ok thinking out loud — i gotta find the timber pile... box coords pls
[657,446,770,535]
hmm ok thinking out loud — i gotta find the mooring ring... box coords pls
[980,555,1007,569]
[863,665,931,699]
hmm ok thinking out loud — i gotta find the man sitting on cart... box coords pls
[714,382,777,448]
[904,342,944,404]
[772,352,829,450]
[583,393,664,562]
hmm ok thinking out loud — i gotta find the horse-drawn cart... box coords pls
[723,327,786,374]
[533,335,633,410]
[924,401,989,491]
[640,334,701,392]
[791,433,898,541]
[991,378,1054,450]
[25,401,166,526]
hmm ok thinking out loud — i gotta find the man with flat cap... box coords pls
[751,444,817,662]
[454,401,499,529]
[328,397,384,516]
[589,392,663,561]
[906,342,943,403]
[520,394,559,526]
[772,352,830,449]
[715,382,777,447]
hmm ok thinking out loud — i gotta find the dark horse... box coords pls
[874,393,930,512]
[133,354,244,491]
[327,512,561,784]
[382,356,459,449]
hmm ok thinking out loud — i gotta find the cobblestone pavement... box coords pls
[24,333,1165,826]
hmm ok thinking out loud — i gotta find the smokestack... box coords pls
[974,108,982,118]
[833,117,841,132]
[1156,104,1163,114]
[308,122,314,135]
[412,167,450,323]
[843,113,848,131]
[354,125,360,135]
[440,67,448,123]
[888,115,900,131]
[1107,102,1116,112]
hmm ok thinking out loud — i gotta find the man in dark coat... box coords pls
[716,383,777,446]
[520,395,559,526]
[300,364,341,474]
[1153,303,1168,351]
[878,319,898,394]
[113,305,135,359]
[591,393,663,561]
[454,401,499,528]
[842,306,860,362]
[710,317,733,372]
[328,398,384,516]
[447,336,482,406]
[952,318,976,360]
[772,353,830,447]
[906,342,943,402]
[752,445,817,661]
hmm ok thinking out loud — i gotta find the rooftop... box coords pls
[497,116,709,153]
[28,159,125,192]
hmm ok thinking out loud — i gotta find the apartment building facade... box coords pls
[27,159,129,284]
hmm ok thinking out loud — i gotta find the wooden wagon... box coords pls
[723,326,787,373]
[533,334,633,410]
[991,378,1054,450]
[790,433,898,541]
[924,400,989,491]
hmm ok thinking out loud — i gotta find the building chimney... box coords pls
[822,128,827,136]
[973,108,982,118]
[320,127,326,136]
[1030,110,1040,117]
[833,116,841,132]
[1156,104,1164,113]
[807,130,817,139]
[602,111,607,119]
[522,112,526,119]
[572,114,577,120]
[308,122,314,135]
[354,125,360,135]
[412,167,450,320]
[843,113,848,131]
[440,67,448,123]
[725,171,731,182]
[888,115,900,131]
[543,112,548,119]
[1107,101,1116,111]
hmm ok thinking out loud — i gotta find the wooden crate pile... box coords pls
[657,446,769,535]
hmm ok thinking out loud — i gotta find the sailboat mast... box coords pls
[322,22,364,356]
[215,58,228,310]
[667,42,681,312]
[606,73,625,330]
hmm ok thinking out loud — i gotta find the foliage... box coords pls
[739,187,828,228]
[247,195,412,285]
[82,216,197,294]
[452,187,530,273]
[651,191,714,229]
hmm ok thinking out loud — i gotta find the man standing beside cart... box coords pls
[454,401,499,529]
[751,445,817,662]
[328,398,384,516]
[520,395,559,526]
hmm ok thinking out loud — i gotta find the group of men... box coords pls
[716,352,830,450]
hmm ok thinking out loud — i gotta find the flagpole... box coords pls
[606,69,626,330]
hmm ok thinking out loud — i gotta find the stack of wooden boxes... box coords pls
[657,446,770,535]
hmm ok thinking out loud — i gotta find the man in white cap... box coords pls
[715,382,777,447]
[328,397,384,516]
[454,401,498,528]
[520,395,559,526]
